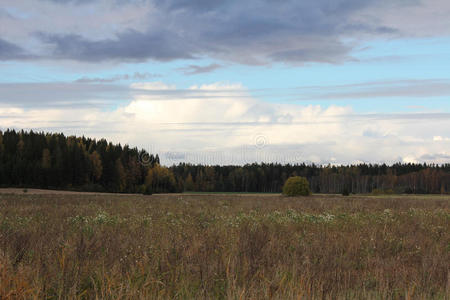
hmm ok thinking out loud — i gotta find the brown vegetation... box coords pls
[0,192,449,299]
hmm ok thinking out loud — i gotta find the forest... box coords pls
[0,129,449,194]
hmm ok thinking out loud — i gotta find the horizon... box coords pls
[1,0,450,165]
[3,128,450,168]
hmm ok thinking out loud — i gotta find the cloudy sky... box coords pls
[1,0,450,165]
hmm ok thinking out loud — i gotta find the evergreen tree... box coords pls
[184,173,195,191]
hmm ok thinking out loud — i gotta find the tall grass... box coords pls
[0,193,449,299]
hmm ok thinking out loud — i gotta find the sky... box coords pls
[1,0,449,165]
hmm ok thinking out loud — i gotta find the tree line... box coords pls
[0,129,159,193]
[171,162,450,194]
[0,130,449,194]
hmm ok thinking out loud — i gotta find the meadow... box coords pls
[0,191,449,299]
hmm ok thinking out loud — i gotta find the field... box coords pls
[0,191,449,299]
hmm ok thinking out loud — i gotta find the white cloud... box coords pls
[1,81,450,165]
[402,155,418,164]
[131,81,176,91]
[433,136,450,142]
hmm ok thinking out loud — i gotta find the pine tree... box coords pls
[115,159,127,192]
[184,173,194,191]
[90,151,103,182]
[42,148,51,169]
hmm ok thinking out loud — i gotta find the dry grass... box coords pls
[0,193,449,299]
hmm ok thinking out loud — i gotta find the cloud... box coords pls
[1,80,449,165]
[419,153,450,161]
[291,79,450,100]
[0,38,28,60]
[131,81,176,91]
[1,0,449,64]
[178,63,223,75]
[0,81,251,108]
[2,78,450,109]
[362,128,389,138]
[38,30,196,62]
[0,82,128,107]
[75,72,161,83]
[42,0,93,4]
[269,39,353,64]
[358,0,450,37]
[433,136,450,142]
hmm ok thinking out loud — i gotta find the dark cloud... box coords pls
[0,39,28,60]
[41,0,149,5]
[178,63,223,75]
[2,0,447,64]
[159,0,226,11]
[39,30,196,62]
[20,0,404,64]
[42,0,93,4]
[270,41,352,64]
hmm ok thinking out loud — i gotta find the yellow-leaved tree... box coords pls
[145,164,177,193]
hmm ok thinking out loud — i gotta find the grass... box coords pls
[182,191,281,195]
[0,193,449,299]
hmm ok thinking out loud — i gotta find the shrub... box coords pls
[404,187,414,194]
[282,176,311,196]
[342,188,350,196]
[142,185,153,195]
[372,188,395,195]
[371,189,383,195]
[79,183,105,193]
[384,188,394,195]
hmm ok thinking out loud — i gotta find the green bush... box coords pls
[282,176,311,196]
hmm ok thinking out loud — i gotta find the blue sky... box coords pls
[1,0,449,164]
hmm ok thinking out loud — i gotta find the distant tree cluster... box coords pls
[1,130,449,194]
[0,129,168,193]
[170,163,450,194]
